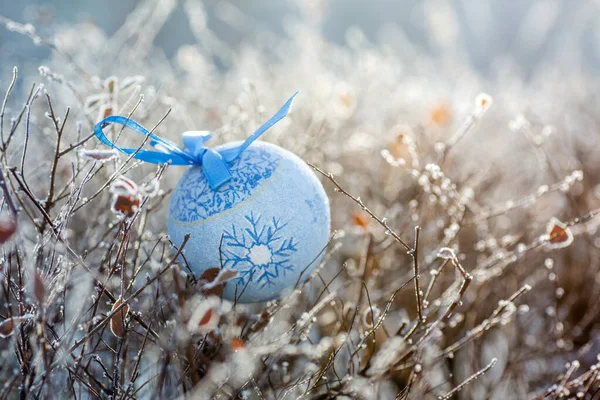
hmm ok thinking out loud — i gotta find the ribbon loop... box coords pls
[182,131,213,161]
[93,91,299,190]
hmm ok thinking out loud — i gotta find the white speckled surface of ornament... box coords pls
[167,140,330,302]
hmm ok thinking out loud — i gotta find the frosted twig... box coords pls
[438,357,497,400]
[0,66,17,148]
[307,161,412,252]
[66,234,190,354]
[412,226,424,322]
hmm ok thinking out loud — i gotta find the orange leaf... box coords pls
[187,296,221,334]
[231,338,245,350]
[199,309,213,326]
[430,104,451,126]
[102,106,113,119]
[545,218,573,250]
[549,225,569,244]
[352,212,369,230]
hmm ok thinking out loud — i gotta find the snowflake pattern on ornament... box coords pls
[222,212,298,288]
[169,147,280,222]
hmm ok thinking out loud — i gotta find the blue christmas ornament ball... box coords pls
[91,91,325,302]
[167,140,330,302]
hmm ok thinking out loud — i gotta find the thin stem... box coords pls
[412,226,423,322]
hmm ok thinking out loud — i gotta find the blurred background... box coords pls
[1,0,600,79]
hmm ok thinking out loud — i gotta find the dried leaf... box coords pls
[385,131,411,167]
[187,296,221,334]
[78,148,119,163]
[110,297,129,338]
[0,216,17,244]
[110,177,139,196]
[199,309,213,326]
[110,177,144,218]
[111,194,141,218]
[430,103,452,126]
[100,105,113,120]
[199,268,239,296]
[33,272,45,303]
[0,318,15,338]
[214,269,238,284]
[352,212,369,230]
[549,225,569,243]
[231,338,245,350]
[545,218,574,250]
[0,316,27,339]
[104,76,118,94]
[199,268,223,296]
[361,305,381,328]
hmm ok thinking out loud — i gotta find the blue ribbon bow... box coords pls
[93,91,299,190]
